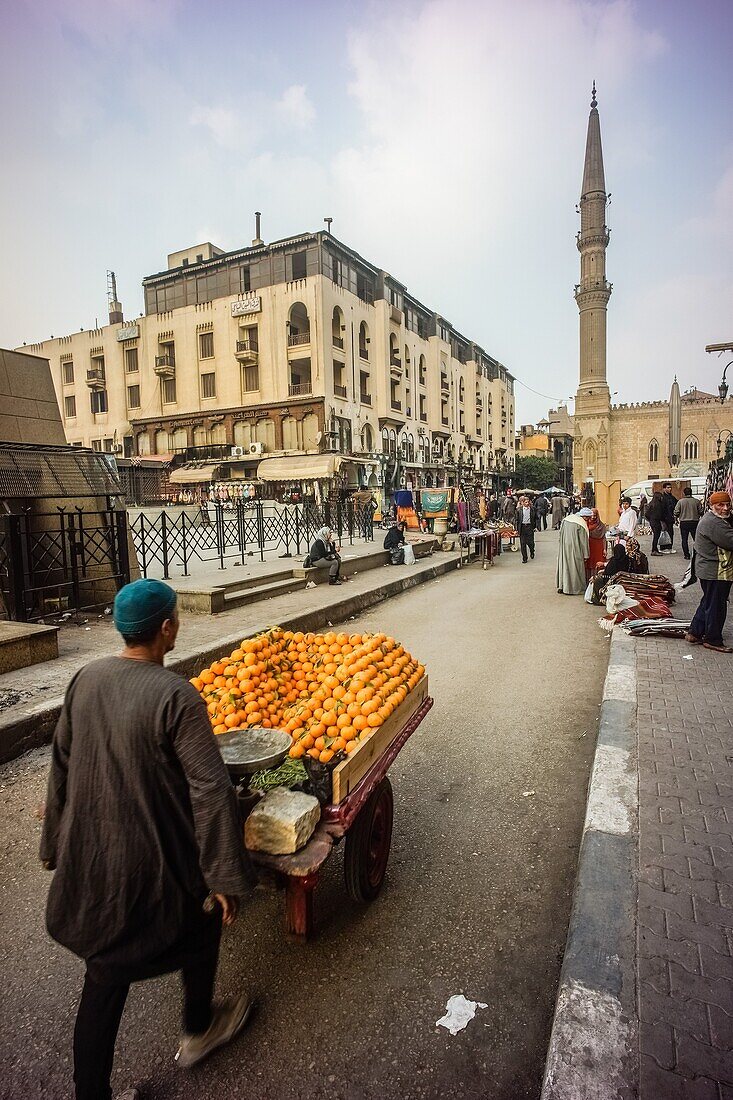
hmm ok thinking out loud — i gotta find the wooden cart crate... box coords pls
[330,676,429,804]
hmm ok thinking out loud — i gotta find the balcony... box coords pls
[359,346,369,361]
[390,400,402,412]
[360,393,372,406]
[288,330,311,348]
[405,407,412,417]
[441,376,449,393]
[334,384,347,398]
[332,335,344,350]
[420,412,428,423]
[235,336,259,363]
[288,381,312,397]
[154,354,176,379]
[86,365,106,389]
[441,416,449,427]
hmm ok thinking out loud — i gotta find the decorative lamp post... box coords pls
[719,363,733,404]
[716,429,733,460]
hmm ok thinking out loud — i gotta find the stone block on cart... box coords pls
[244,788,321,855]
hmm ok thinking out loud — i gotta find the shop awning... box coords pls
[256,454,342,482]
[169,463,219,485]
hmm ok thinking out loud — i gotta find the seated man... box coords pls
[307,526,342,585]
[384,521,407,564]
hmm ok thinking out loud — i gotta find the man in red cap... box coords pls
[686,491,733,652]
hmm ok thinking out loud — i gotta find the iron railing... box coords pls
[0,507,130,622]
[130,500,374,579]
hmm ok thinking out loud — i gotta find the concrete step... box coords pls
[223,576,305,609]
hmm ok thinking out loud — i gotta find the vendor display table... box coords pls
[458,528,500,568]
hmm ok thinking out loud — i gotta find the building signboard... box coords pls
[231,294,262,317]
[116,324,140,342]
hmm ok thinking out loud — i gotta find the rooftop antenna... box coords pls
[107,270,123,324]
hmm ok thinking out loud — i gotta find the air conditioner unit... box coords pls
[249,442,264,456]
[231,446,245,457]
[112,444,123,454]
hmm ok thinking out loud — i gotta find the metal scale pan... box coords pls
[216,727,292,779]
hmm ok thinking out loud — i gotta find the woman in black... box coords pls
[591,543,630,603]
[384,521,407,563]
[308,526,342,584]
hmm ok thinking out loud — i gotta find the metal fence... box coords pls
[130,499,374,579]
[0,508,130,621]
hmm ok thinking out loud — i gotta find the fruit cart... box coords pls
[246,678,432,939]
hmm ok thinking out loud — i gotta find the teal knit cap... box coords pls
[113,578,177,636]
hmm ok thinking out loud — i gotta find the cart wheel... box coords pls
[344,776,394,903]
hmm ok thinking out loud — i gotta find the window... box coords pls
[291,251,307,280]
[201,372,216,399]
[127,385,141,409]
[240,265,251,293]
[243,365,259,392]
[90,389,108,414]
[91,439,102,452]
[162,377,177,404]
[62,361,74,385]
[64,395,76,419]
[649,439,659,463]
[199,331,214,359]
[103,437,114,451]
[683,435,699,461]
[124,347,139,373]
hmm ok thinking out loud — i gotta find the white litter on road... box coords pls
[682,654,693,660]
[522,790,536,797]
[436,995,488,1035]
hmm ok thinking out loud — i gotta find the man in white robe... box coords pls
[556,512,590,594]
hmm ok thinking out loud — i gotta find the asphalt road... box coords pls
[0,530,609,1100]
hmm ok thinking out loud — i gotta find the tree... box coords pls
[513,455,560,490]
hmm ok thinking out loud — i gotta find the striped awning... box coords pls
[169,463,219,485]
[256,454,342,481]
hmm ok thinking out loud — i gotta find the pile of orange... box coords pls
[190,627,425,765]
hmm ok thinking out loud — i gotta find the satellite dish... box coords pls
[315,431,323,444]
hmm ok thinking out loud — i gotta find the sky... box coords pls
[1,0,731,425]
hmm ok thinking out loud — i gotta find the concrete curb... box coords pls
[0,554,461,765]
[541,626,639,1100]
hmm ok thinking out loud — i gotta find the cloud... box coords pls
[189,104,243,149]
[277,84,316,129]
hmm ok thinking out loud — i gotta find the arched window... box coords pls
[459,377,465,404]
[649,439,659,464]
[255,417,275,450]
[418,354,426,386]
[359,321,370,359]
[210,422,226,445]
[302,412,319,450]
[287,302,310,346]
[361,423,374,452]
[155,429,169,454]
[381,427,390,455]
[584,440,596,471]
[331,306,344,346]
[683,435,698,461]
[233,421,253,448]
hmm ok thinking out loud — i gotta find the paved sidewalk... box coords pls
[636,559,733,1098]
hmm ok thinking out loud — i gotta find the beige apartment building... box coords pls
[19,227,515,492]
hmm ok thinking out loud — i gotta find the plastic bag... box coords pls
[658,529,672,551]
[584,580,595,604]
[390,547,404,565]
[403,542,416,566]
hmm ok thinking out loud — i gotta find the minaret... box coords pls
[573,82,612,486]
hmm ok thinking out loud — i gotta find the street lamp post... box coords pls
[716,429,733,460]
[719,363,733,404]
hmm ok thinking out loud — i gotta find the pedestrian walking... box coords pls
[40,578,256,1100]
[502,492,517,527]
[661,482,677,549]
[674,487,703,560]
[516,494,537,563]
[535,493,549,531]
[686,491,733,653]
[551,494,566,530]
[646,490,665,555]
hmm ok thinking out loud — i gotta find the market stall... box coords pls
[190,626,432,938]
